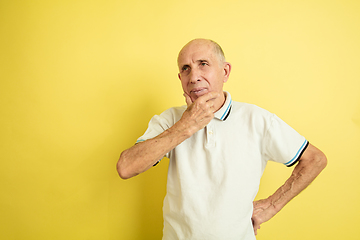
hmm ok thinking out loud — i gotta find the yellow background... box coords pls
[1,0,359,239]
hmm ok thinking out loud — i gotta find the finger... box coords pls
[253,222,260,235]
[183,92,193,107]
[208,102,216,113]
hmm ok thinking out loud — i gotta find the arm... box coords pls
[117,92,220,179]
[251,143,327,235]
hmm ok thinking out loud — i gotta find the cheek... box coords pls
[180,79,189,92]
[210,77,224,91]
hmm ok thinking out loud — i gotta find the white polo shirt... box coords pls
[137,91,308,240]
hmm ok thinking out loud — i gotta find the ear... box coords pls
[223,62,232,83]
[178,73,181,80]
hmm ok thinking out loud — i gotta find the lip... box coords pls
[190,87,207,95]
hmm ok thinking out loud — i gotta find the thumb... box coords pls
[183,92,193,107]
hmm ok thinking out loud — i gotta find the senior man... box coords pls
[117,38,327,240]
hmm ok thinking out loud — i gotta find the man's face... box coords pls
[177,40,230,103]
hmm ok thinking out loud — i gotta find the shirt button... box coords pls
[209,131,213,135]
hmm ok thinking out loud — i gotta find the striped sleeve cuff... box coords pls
[284,140,309,167]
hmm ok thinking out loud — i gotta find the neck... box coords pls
[213,91,226,113]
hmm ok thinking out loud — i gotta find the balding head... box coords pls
[178,39,226,67]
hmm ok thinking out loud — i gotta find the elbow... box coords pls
[312,150,327,173]
[322,154,327,169]
[117,164,131,180]
[117,151,136,180]
[300,145,327,177]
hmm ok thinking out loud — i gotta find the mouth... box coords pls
[190,88,207,96]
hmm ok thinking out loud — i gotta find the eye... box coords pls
[182,65,190,72]
[200,61,208,66]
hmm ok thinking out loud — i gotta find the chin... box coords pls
[190,94,202,101]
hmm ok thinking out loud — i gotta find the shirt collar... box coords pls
[214,91,232,121]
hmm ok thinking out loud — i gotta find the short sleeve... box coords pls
[136,108,179,160]
[137,115,170,143]
[263,114,309,167]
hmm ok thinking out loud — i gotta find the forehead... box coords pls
[177,41,216,66]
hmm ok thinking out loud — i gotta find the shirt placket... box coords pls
[205,122,216,147]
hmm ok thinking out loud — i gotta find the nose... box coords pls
[189,68,200,84]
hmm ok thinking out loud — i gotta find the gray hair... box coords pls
[209,39,226,63]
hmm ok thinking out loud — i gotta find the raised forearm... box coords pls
[117,120,192,179]
[117,92,219,179]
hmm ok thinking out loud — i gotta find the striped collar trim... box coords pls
[214,91,232,121]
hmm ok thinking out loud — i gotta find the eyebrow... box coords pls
[180,59,210,70]
[182,59,208,67]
